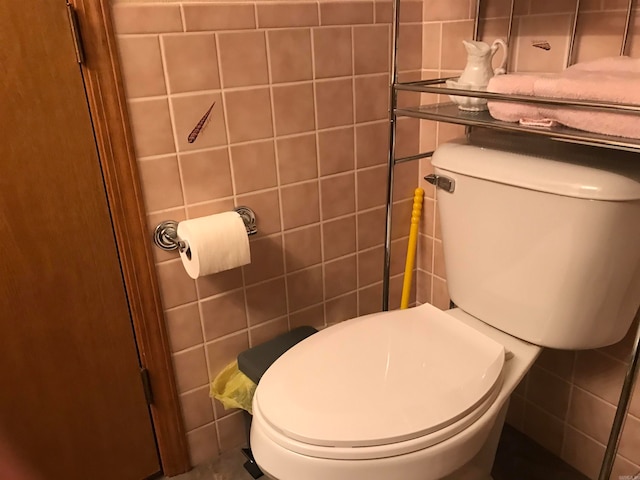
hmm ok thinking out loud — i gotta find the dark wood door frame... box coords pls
[68,0,190,475]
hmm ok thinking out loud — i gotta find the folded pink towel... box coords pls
[520,118,558,128]
[565,56,640,75]
[486,74,542,122]
[535,72,640,139]
[485,57,640,139]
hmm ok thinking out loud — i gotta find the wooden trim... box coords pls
[70,0,190,475]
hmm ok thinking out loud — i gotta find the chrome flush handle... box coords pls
[424,174,455,193]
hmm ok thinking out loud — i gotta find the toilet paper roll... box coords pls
[177,212,251,279]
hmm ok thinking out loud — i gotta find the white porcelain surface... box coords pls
[253,386,501,461]
[458,39,508,88]
[250,308,541,480]
[432,140,640,201]
[449,39,508,111]
[255,304,505,449]
[446,79,489,112]
[433,139,640,349]
[250,136,640,480]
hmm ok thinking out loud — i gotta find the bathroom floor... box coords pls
[158,449,253,480]
[161,424,588,480]
[492,425,588,480]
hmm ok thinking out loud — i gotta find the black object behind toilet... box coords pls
[236,326,318,479]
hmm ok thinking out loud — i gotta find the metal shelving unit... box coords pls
[382,1,640,479]
[396,84,640,152]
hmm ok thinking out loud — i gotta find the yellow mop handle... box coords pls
[400,187,425,309]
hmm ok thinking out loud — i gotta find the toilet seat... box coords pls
[252,380,501,460]
[252,303,506,460]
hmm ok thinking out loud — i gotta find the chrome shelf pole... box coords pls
[382,0,402,311]
[620,0,636,56]
[566,0,581,68]
[599,308,640,480]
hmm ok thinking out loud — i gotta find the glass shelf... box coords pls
[395,103,640,153]
[395,78,640,115]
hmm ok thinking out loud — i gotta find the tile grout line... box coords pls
[263,19,292,333]
[178,3,186,33]
[127,70,405,101]
[170,16,222,432]
[222,41,253,352]
[564,423,609,450]
[211,25,238,454]
[157,35,187,212]
[147,186,413,221]
[213,29,253,357]
[416,14,427,302]
[155,26,199,389]
[307,17,332,327]
[310,24,329,328]
[240,3,260,346]
[136,121,390,162]
[350,24,362,316]
[192,279,218,440]
[316,0,321,27]
[216,36,238,201]
[430,69,444,305]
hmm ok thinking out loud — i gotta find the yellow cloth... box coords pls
[210,360,257,414]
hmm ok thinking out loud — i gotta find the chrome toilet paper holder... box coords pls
[153,206,257,253]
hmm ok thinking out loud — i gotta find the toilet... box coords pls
[250,136,640,480]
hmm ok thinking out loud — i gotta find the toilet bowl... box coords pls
[251,305,541,480]
[250,137,640,480]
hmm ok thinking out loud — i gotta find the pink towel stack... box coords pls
[486,57,640,139]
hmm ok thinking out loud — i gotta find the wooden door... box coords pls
[0,1,161,479]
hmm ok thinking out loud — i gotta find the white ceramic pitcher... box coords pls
[458,39,508,89]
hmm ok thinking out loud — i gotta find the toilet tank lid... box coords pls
[431,139,640,201]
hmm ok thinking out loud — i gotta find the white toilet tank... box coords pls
[431,137,640,349]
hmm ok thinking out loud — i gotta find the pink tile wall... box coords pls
[417,0,640,478]
[113,0,423,466]
[115,0,640,473]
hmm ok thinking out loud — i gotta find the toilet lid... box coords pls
[254,303,505,448]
